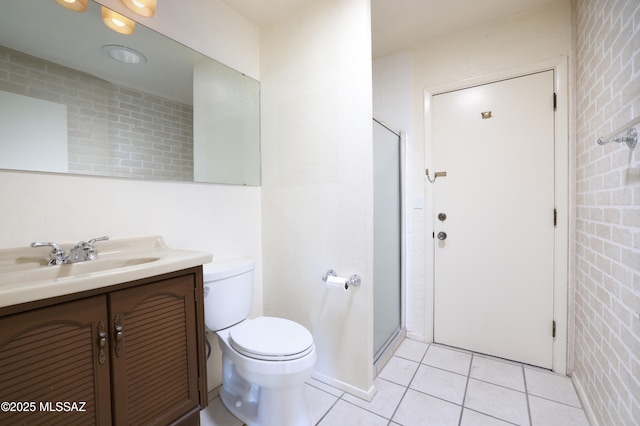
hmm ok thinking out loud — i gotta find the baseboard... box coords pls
[406,331,426,342]
[571,371,598,426]
[207,386,221,402]
[311,371,377,402]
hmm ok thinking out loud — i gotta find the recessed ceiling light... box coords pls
[101,45,147,65]
[55,0,88,12]
[102,6,136,35]
[121,0,157,18]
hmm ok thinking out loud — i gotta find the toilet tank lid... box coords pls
[203,258,254,281]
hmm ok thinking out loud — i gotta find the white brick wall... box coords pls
[0,46,193,181]
[573,0,640,424]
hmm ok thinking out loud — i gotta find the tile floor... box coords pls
[200,339,590,425]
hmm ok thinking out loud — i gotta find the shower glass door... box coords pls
[373,119,402,360]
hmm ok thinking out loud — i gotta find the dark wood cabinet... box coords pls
[0,267,207,426]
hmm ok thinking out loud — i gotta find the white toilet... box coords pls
[203,258,317,426]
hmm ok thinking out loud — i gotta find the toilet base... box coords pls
[219,357,312,426]
[220,383,311,426]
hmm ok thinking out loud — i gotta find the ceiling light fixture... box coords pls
[101,6,135,35]
[101,45,147,65]
[55,0,88,12]
[121,0,156,18]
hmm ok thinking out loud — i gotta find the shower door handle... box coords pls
[437,232,447,240]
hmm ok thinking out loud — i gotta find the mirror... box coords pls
[0,0,260,185]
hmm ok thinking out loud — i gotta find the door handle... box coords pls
[437,232,447,240]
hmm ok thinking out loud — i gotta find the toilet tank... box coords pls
[203,258,255,331]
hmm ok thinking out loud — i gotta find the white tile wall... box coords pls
[0,46,193,181]
[572,0,640,424]
[372,50,412,133]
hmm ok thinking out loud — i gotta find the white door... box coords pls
[432,71,555,368]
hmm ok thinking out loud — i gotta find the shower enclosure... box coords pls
[373,119,404,364]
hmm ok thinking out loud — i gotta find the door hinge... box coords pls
[553,93,557,110]
[553,208,557,227]
[552,320,556,338]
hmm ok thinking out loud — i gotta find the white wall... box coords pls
[373,0,572,346]
[0,0,262,392]
[572,0,640,424]
[260,0,375,398]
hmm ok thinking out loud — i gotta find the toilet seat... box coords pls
[229,317,314,361]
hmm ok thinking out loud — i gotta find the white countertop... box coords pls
[0,236,212,309]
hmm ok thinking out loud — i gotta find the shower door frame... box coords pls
[372,118,407,368]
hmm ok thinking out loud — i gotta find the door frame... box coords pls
[423,56,569,375]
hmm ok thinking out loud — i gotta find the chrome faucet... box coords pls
[31,236,109,265]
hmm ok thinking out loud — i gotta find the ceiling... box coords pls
[223,0,560,58]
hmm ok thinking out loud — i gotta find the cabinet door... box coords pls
[109,275,200,425]
[0,295,112,425]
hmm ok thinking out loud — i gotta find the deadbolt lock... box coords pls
[438,212,447,222]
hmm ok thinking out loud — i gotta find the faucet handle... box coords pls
[31,241,65,265]
[84,236,109,260]
[88,236,109,245]
[31,241,62,250]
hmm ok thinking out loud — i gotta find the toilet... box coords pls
[203,258,316,426]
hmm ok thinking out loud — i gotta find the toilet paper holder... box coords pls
[322,269,361,289]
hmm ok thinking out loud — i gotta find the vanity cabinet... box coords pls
[0,267,207,426]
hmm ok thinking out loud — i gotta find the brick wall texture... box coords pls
[0,46,193,181]
[572,0,640,424]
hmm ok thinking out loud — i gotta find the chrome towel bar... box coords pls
[597,115,639,149]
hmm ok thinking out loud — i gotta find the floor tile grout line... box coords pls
[527,393,584,409]
[467,376,528,394]
[419,361,471,378]
[313,394,341,426]
[458,352,474,426]
[463,407,521,426]
[305,380,345,398]
[384,343,431,424]
[336,397,394,424]
[523,364,533,426]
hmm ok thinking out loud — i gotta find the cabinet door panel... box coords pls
[0,295,111,425]
[109,275,199,426]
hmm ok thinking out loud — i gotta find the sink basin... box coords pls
[0,257,161,286]
[0,236,212,309]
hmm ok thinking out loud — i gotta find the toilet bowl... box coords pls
[203,259,316,426]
